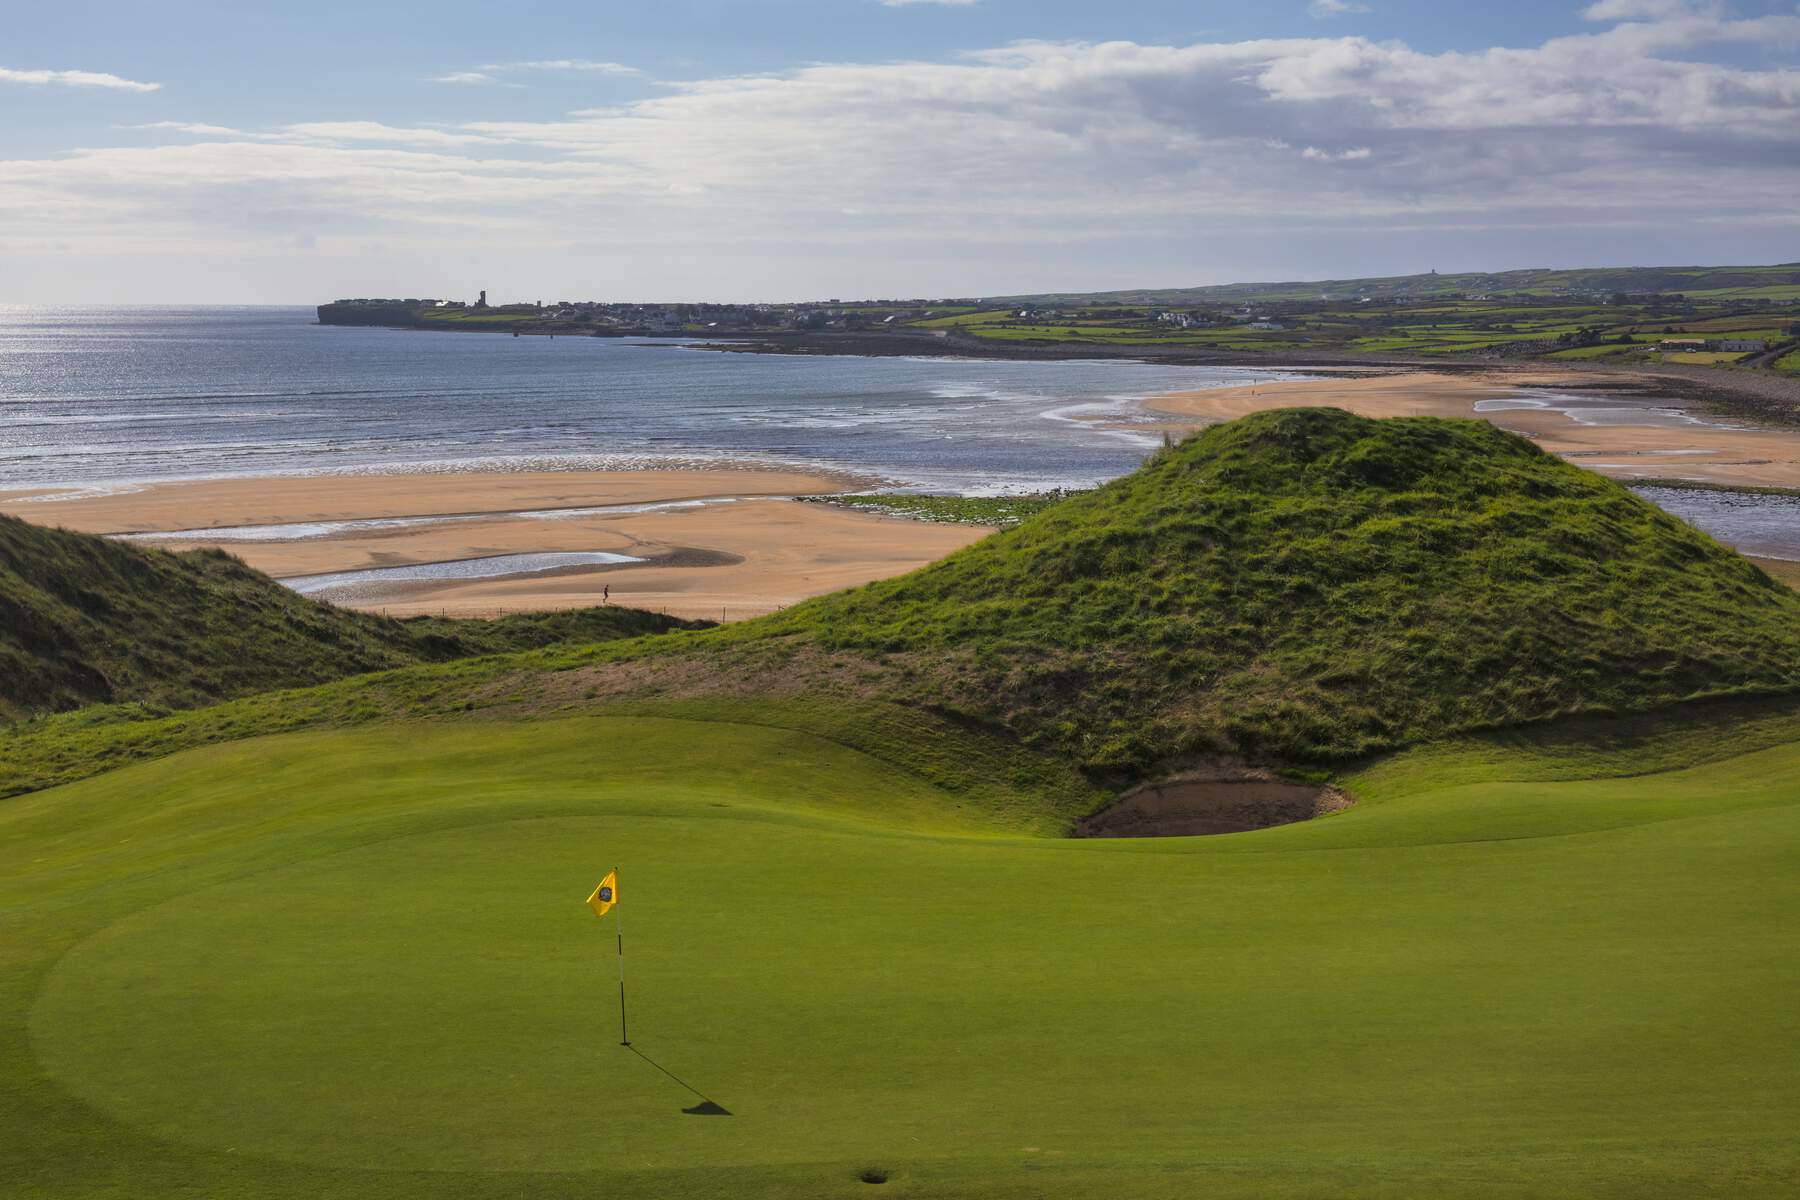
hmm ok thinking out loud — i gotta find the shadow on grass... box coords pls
[624,1044,733,1115]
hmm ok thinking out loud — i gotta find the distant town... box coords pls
[319,264,1800,380]
[318,289,968,335]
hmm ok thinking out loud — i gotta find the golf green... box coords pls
[7,714,1800,1197]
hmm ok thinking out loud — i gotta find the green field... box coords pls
[7,706,1800,1198]
[1662,351,1748,365]
[913,300,1800,371]
[9,409,1800,1196]
[893,269,1800,376]
[353,265,1800,380]
[991,263,1800,307]
[1544,343,1643,360]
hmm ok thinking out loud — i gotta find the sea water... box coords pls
[0,306,1277,495]
[2,306,1794,559]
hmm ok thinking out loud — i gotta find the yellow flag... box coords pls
[587,870,619,918]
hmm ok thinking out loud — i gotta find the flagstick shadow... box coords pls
[623,1044,733,1115]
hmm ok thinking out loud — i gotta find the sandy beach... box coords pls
[0,467,847,534]
[10,368,1796,621]
[0,468,990,621]
[1146,371,1800,490]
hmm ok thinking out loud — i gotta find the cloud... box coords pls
[1581,0,1713,19]
[1309,0,1372,16]
[477,59,641,75]
[128,121,245,136]
[0,66,160,92]
[118,121,500,146]
[276,122,505,146]
[433,60,640,85]
[6,7,1800,275]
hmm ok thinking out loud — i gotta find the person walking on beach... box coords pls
[603,584,610,605]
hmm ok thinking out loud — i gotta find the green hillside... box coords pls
[7,413,1800,1197]
[0,514,698,722]
[10,410,1800,803]
[994,262,1800,305]
[709,409,1800,772]
[5,703,1800,1198]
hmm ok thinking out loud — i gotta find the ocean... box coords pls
[0,306,1278,496]
[1,305,1794,559]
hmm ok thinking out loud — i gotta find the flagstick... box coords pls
[615,867,629,1046]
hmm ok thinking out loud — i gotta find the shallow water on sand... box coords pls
[116,498,749,544]
[1475,391,1744,430]
[284,551,646,599]
[1631,486,1800,562]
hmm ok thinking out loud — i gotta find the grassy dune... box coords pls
[8,412,1800,1197]
[5,708,1800,1198]
[7,410,1800,803]
[0,514,700,721]
[723,410,1800,771]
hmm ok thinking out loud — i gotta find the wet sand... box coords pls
[0,469,990,622]
[0,468,847,534]
[1146,372,1800,490]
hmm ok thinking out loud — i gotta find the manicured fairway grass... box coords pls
[6,713,1800,1198]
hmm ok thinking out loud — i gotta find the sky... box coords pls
[3,0,1799,304]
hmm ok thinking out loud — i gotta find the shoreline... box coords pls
[0,467,992,622]
[0,467,850,535]
[679,332,1800,426]
[308,304,1800,428]
[0,455,875,515]
[11,356,1796,618]
[1139,370,1800,491]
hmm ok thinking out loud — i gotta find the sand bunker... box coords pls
[1075,771,1351,838]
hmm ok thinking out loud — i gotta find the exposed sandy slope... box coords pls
[1148,371,1800,489]
[0,469,989,621]
[1752,557,1800,590]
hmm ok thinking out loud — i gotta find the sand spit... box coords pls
[0,468,990,622]
[1146,371,1800,490]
